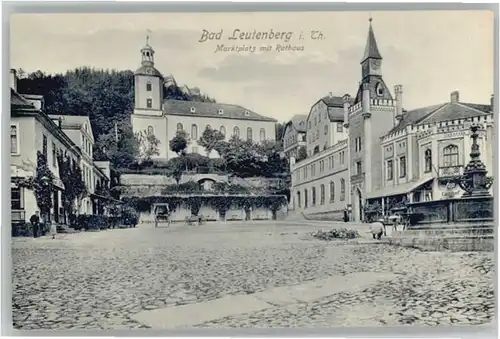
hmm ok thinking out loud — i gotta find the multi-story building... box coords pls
[290,18,494,222]
[130,38,277,160]
[10,69,112,224]
[282,114,307,159]
[305,94,350,157]
[48,115,96,214]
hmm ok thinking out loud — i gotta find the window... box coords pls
[52,142,57,167]
[312,187,316,206]
[318,114,321,123]
[146,82,152,91]
[356,161,362,175]
[424,149,432,173]
[192,146,198,154]
[147,126,154,135]
[218,109,224,115]
[247,127,253,141]
[337,123,343,133]
[10,125,18,154]
[146,98,152,108]
[329,181,335,202]
[386,159,394,180]
[443,145,459,167]
[320,184,325,205]
[304,189,308,208]
[399,156,406,178]
[355,137,362,152]
[220,126,226,136]
[11,186,22,210]
[340,151,345,165]
[244,111,249,116]
[308,121,311,129]
[297,191,301,208]
[42,135,48,159]
[191,124,198,139]
[340,179,346,201]
[190,107,196,113]
[324,125,328,135]
[260,128,265,141]
[177,123,183,131]
[314,117,317,126]
[233,126,240,138]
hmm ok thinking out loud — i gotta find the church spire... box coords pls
[141,30,155,67]
[361,17,382,63]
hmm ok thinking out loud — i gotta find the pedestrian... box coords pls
[369,219,385,240]
[343,209,349,222]
[29,211,40,238]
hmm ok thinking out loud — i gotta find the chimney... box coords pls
[342,94,351,128]
[450,91,459,103]
[329,92,333,98]
[58,117,63,128]
[10,69,17,92]
[490,94,494,112]
[394,85,404,122]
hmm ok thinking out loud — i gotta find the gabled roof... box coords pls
[361,20,382,63]
[385,101,492,136]
[162,99,277,122]
[48,114,94,141]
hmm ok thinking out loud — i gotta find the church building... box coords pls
[130,37,277,160]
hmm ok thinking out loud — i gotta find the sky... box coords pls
[11,11,494,122]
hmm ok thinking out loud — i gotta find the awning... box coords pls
[365,177,434,200]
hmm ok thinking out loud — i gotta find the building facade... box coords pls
[282,114,307,159]
[130,39,277,161]
[290,19,494,222]
[10,69,112,224]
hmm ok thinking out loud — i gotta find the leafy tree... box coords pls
[33,151,55,221]
[198,126,225,156]
[165,156,186,184]
[71,161,88,215]
[275,122,287,143]
[135,129,160,163]
[169,129,189,155]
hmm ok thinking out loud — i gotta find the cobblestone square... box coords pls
[11,221,494,330]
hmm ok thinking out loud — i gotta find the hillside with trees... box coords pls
[16,67,289,179]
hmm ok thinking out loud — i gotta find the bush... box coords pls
[311,228,360,241]
[12,222,32,237]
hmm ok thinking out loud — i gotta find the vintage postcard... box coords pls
[9,9,495,332]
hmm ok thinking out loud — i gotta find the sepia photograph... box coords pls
[8,9,495,332]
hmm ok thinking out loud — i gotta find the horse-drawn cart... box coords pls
[153,203,171,228]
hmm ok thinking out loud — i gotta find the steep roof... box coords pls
[385,101,492,136]
[327,106,345,122]
[289,114,307,132]
[48,114,91,128]
[361,19,382,63]
[162,99,277,122]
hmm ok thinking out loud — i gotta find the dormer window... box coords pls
[190,107,196,113]
[218,109,224,114]
[244,111,249,116]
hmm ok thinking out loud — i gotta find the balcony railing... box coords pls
[11,209,25,223]
[438,165,464,178]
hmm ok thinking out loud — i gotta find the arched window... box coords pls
[220,126,226,137]
[191,124,198,140]
[312,187,317,206]
[329,181,335,202]
[443,145,459,167]
[424,149,432,172]
[340,179,346,201]
[320,184,325,205]
[146,82,152,92]
[177,123,183,131]
[247,127,253,141]
[260,128,266,141]
[304,189,308,208]
[147,126,154,135]
[233,126,240,138]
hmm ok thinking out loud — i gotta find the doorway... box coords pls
[53,190,59,223]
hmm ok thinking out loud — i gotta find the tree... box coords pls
[71,161,88,215]
[275,122,287,143]
[33,151,55,221]
[135,129,160,163]
[165,157,186,184]
[56,152,89,219]
[198,126,225,156]
[169,129,189,155]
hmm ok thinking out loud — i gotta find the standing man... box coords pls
[30,211,40,238]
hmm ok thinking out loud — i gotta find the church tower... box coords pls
[133,34,164,115]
